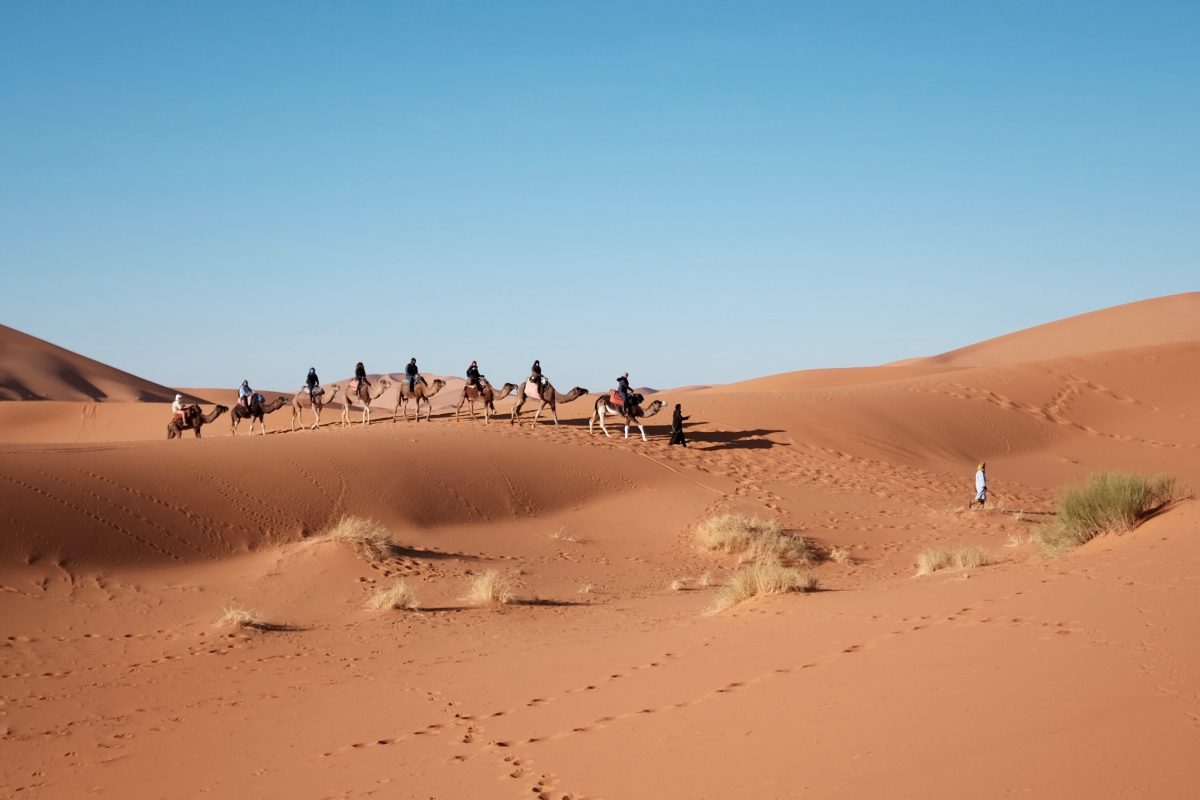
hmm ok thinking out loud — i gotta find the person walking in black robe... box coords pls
[669,403,689,447]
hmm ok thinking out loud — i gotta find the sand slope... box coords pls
[0,324,202,403]
[3,295,1199,798]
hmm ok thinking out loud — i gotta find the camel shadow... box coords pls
[686,427,788,451]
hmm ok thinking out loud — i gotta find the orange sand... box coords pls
[2,294,1199,798]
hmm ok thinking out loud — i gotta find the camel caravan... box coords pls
[166,362,668,441]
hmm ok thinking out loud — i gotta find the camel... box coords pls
[340,378,392,427]
[231,395,291,436]
[167,404,228,439]
[510,379,588,427]
[589,392,665,441]
[393,377,447,423]
[454,379,517,423]
[291,384,341,431]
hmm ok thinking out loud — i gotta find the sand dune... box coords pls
[0,324,200,403]
[922,291,1200,367]
[3,295,1199,798]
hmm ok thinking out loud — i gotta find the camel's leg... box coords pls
[588,410,597,434]
[510,398,523,425]
[597,406,612,438]
[551,404,560,426]
[531,401,543,427]
[623,424,630,439]
[637,422,647,442]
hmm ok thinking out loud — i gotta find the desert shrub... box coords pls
[461,570,517,606]
[695,513,814,563]
[1039,472,1178,553]
[367,581,419,611]
[914,546,991,576]
[216,607,265,630]
[704,558,818,615]
[318,516,394,561]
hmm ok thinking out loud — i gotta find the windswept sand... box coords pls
[2,294,1199,798]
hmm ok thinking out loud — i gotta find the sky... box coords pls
[1,2,1197,393]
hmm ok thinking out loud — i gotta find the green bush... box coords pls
[1039,472,1177,553]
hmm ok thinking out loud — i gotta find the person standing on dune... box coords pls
[969,462,987,509]
[669,403,689,447]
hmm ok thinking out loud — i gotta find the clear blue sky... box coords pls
[2,2,1196,392]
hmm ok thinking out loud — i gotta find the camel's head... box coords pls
[377,378,392,390]
[432,379,447,388]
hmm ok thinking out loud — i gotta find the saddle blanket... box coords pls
[609,390,624,406]
[524,381,542,399]
[300,386,324,397]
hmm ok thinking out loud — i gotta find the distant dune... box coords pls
[921,291,1200,368]
[0,324,202,402]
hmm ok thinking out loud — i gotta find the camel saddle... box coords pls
[609,390,624,406]
[302,386,324,397]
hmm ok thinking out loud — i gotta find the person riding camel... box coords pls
[466,360,482,391]
[238,380,253,410]
[172,393,189,425]
[529,359,543,388]
[306,367,320,401]
[616,372,632,416]
[354,362,368,394]
[406,358,419,392]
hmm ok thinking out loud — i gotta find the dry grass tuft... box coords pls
[1038,472,1180,554]
[697,571,715,587]
[695,513,813,564]
[578,583,594,595]
[829,546,853,564]
[216,607,265,630]
[550,527,578,543]
[915,546,992,576]
[704,558,818,615]
[461,570,517,606]
[318,516,395,561]
[669,579,688,592]
[367,581,420,611]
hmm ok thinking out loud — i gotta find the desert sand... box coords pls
[2,294,1199,798]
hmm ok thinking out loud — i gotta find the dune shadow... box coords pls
[513,598,587,607]
[387,544,480,562]
[246,622,307,632]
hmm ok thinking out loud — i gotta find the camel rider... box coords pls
[172,393,188,424]
[238,380,253,409]
[406,358,419,392]
[466,360,482,391]
[306,368,320,400]
[354,362,368,394]
[616,373,631,415]
[529,359,543,387]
